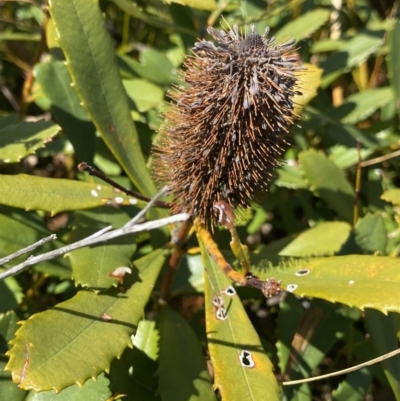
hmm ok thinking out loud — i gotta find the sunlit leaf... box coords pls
[326,87,394,125]
[0,121,60,163]
[34,60,96,163]
[382,189,400,206]
[294,64,323,115]
[68,207,137,289]
[199,238,280,401]
[353,213,387,254]
[328,145,373,169]
[321,30,385,87]
[49,0,157,197]
[25,373,111,401]
[275,9,330,42]
[299,150,355,223]
[277,221,351,256]
[6,249,168,391]
[123,79,164,112]
[119,50,175,86]
[276,164,307,189]
[0,174,142,215]
[112,0,196,37]
[253,255,400,314]
[162,0,216,11]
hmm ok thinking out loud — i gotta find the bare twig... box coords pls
[0,213,190,281]
[0,234,57,266]
[360,149,400,168]
[78,163,171,209]
[282,348,400,386]
[123,186,170,228]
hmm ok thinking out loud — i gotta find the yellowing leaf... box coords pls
[254,255,400,314]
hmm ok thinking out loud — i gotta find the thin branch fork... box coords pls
[0,213,189,281]
[0,186,189,281]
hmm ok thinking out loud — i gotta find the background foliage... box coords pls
[1,0,400,400]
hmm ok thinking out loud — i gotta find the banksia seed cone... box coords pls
[153,24,302,227]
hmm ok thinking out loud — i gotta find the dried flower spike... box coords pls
[153,24,303,227]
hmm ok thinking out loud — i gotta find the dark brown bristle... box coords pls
[153,24,303,228]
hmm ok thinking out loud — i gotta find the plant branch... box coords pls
[78,162,171,209]
[0,213,189,281]
[194,218,282,297]
[282,348,400,386]
[123,186,170,228]
[0,234,57,266]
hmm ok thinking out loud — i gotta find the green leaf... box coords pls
[199,239,280,401]
[48,0,157,197]
[365,310,400,401]
[299,150,355,223]
[382,189,400,206]
[0,114,20,129]
[68,208,137,289]
[276,294,303,373]
[354,213,387,254]
[275,9,330,42]
[277,221,351,256]
[171,254,205,296]
[119,50,175,86]
[0,32,40,41]
[321,30,384,87]
[253,255,400,314]
[0,174,142,215]
[328,145,373,170]
[331,368,372,401]
[158,305,217,401]
[112,0,196,37]
[0,278,24,313]
[162,0,216,11]
[34,60,96,163]
[0,120,61,163]
[123,79,164,112]
[25,373,112,401]
[293,64,323,115]
[108,320,160,400]
[327,87,394,125]
[311,38,347,53]
[0,311,27,401]
[5,248,168,392]
[276,164,307,189]
[388,19,400,123]
[280,300,359,401]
